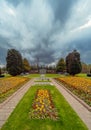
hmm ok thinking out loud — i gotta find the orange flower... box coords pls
[58,77,91,94]
[30,89,58,120]
[0,77,28,94]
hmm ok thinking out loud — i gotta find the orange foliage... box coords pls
[58,77,91,94]
[0,77,28,94]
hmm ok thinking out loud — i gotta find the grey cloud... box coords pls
[6,0,31,7]
[6,0,21,6]
[0,47,7,64]
[0,0,91,65]
[48,0,78,24]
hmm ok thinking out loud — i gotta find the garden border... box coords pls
[54,79,91,112]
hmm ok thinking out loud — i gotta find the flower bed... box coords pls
[56,77,91,106]
[29,89,58,120]
[0,77,29,94]
[57,77,91,94]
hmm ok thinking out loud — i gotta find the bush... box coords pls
[87,73,91,77]
[0,75,5,78]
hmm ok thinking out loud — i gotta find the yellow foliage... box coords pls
[58,77,91,94]
[0,77,28,94]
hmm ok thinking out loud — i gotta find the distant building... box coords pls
[30,70,39,74]
[46,69,56,73]
[30,68,56,74]
[39,69,46,74]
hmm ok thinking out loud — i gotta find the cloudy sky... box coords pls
[0,0,91,65]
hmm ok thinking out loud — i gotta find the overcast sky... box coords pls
[0,0,91,65]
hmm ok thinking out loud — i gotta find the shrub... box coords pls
[0,75,5,78]
[87,73,91,77]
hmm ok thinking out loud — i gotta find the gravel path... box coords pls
[0,79,34,128]
[51,78,91,130]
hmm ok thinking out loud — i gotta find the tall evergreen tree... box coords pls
[0,68,1,75]
[56,58,66,73]
[66,50,82,75]
[6,49,23,76]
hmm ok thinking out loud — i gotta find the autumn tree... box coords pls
[56,58,66,73]
[22,58,31,73]
[0,68,1,75]
[90,69,91,73]
[66,50,82,75]
[6,49,23,76]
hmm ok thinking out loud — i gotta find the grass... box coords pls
[1,85,88,130]
[24,73,63,78]
[76,73,87,77]
[0,74,11,79]
[45,74,63,78]
[23,74,41,78]
[1,73,90,78]
[76,73,91,79]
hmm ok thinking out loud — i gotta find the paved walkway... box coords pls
[0,79,34,128]
[51,78,91,130]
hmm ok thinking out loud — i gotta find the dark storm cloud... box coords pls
[0,0,91,65]
[0,35,14,49]
[21,37,55,64]
[0,47,7,65]
[48,0,76,24]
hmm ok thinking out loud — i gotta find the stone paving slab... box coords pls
[0,79,34,128]
[51,78,91,130]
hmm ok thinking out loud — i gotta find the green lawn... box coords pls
[45,74,63,78]
[76,73,87,77]
[2,73,89,79]
[1,85,88,130]
[23,74,41,78]
[0,74,11,79]
[76,73,91,80]
[3,73,88,79]
[24,73,63,78]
